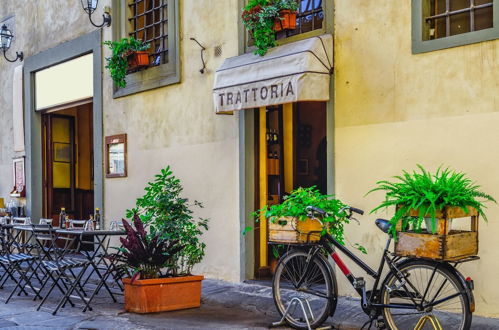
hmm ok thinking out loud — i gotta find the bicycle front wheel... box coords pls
[272,249,336,329]
[381,259,472,330]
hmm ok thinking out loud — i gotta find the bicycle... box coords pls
[271,205,476,329]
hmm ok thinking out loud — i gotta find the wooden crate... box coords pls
[269,217,322,244]
[395,205,479,261]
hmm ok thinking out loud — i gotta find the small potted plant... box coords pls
[273,0,299,32]
[120,166,209,313]
[253,186,366,253]
[104,37,150,88]
[242,0,299,56]
[368,165,496,237]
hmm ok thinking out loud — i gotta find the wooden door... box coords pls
[42,114,76,224]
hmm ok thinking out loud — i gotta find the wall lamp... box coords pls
[0,25,23,62]
[81,0,111,28]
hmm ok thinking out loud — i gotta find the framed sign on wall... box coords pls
[11,157,25,197]
[105,134,127,178]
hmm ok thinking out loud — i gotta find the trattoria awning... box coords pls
[213,34,333,114]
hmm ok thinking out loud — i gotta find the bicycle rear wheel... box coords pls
[381,259,472,330]
[272,249,336,329]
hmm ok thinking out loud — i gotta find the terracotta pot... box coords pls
[274,10,297,32]
[126,51,150,71]
[123,275,204,313]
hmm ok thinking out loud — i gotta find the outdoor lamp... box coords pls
[81,0,111,28]
[0,25,23,62]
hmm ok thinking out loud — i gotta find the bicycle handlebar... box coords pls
[349,207,364,215]
[306,205,364,218]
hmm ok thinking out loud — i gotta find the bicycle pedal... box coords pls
[353,277,365,289]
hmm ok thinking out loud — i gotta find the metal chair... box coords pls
[31,224,92,315]
[39,218,53,226]
[0,225,41,303]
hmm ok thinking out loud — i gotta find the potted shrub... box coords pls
[104,37,150,88]
[242,0,299,56]
[368,165,496,237]
[253,186,366,253]
[120,166,209,313]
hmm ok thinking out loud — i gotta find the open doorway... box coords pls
[254,102,327,278]
[41,103,94,224]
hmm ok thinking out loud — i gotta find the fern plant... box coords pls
[368,165,496,237]
[253,186,367,253]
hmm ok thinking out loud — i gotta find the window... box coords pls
[128,0,168,68]
[412,0,499,53]
[276,0,324,40]
[424,0,493,40]
[112,0,180,98]
[245,0,326,51]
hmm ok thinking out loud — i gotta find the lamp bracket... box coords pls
[190,37,206,74]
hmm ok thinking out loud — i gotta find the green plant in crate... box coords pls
[104,37,150,88]
[253,186,367,253]
[368,165,496,237]
[242,0,299,56]
[126,166,209,277]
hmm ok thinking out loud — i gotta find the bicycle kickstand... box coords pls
[270,297,332,330]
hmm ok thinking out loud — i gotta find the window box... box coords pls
[126,51,150,73]
[274,10,297,32]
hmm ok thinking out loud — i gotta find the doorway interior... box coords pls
[254,101,327,278]
[41,103,94,225]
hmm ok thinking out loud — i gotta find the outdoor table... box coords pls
[55,229,126,308]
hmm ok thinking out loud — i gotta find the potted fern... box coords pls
[368,165,496,237]
[120,166,209,313]
[104,37,150,88]
[253,186,366,253]
[242,0,299,56]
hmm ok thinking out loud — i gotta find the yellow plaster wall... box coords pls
[102,0,242,282]
[334,0,499,317]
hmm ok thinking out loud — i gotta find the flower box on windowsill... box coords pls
[274,10,297,32]
[126,51,150,73]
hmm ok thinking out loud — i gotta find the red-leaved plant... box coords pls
[117,214,183,281]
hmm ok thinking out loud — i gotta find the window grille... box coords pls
[128,0,169,67]
[425,0,493,40]
[276,0,324,40]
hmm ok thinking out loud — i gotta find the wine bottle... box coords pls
[59,207,66,229]
[94,208,101,230]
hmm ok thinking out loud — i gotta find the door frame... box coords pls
[24,30,103,222]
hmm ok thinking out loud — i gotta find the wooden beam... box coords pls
[259,107,268,268]
[283,103,293,193]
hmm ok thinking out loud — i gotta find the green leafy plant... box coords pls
[126,166,209,277]
[242,0,299,56]
[253,186,366,253]
[368,165,496,237]
[104,37,150,88]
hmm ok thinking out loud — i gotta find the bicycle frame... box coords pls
[303,233,435,312]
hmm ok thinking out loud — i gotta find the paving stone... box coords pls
[0,278,497,329]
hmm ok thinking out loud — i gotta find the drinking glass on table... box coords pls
[84,219,94,231]
[25,217,31,225]
[109,220,119,231]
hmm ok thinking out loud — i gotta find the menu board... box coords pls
[11,157,25,197]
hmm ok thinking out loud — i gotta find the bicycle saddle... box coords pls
[375,218,391,234]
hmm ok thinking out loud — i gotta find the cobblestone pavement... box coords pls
[0,278,497,329]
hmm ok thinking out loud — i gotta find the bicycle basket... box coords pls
[268,217,323,244]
